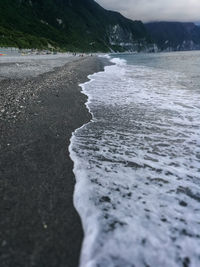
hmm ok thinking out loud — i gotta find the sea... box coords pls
[69,51,200,267]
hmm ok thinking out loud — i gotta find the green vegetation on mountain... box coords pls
[0,26,57,49]
[0,0,151,52]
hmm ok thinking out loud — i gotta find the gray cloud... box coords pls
[95,0,200,22]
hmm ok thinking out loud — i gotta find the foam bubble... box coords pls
[70,54,200,267]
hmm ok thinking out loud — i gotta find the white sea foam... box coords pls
[98,54,111,60]
[69,53,200,267]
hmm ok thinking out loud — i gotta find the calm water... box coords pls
[69,51,200,267]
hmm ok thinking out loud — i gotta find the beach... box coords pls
[0,54,107,267]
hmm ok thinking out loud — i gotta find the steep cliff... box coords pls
[146,22,200,51]
[0,0,152,51]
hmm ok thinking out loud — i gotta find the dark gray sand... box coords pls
[0,56,107,267]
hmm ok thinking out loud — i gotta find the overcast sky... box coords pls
[95,0,200,23]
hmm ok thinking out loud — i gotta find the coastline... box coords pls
[0,55,108,267]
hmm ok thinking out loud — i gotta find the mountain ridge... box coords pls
[0,0,152,52]
[145,21,200,51]
[1,1,200,52]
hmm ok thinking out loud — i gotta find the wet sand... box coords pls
[0,55,107,267]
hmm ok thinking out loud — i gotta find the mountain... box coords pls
[0,0,153,52]
[146,22,200,51]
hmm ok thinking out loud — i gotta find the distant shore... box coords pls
[0,54,108,267]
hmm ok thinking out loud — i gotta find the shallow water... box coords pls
[70,51,200,267]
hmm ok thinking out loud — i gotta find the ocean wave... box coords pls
[69,53,200,267]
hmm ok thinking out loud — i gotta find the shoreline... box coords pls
[0,56,108,267]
